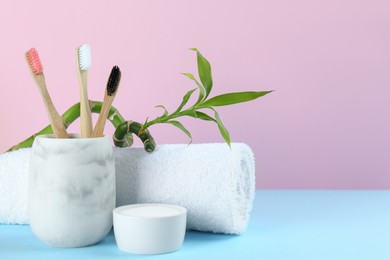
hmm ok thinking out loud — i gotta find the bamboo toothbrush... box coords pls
[92,66,121,137]
[76,44,93,138]
[25,48,69,138]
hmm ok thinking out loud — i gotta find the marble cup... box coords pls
[28,134,116,248]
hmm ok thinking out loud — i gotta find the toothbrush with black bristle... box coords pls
[25,48,69,138]
[76,44,93,138]
[92,66,121,137]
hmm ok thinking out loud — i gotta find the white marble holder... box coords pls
[28,134,116,248]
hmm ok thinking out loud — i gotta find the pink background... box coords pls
[0,1,389,189]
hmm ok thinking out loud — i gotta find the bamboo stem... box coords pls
[4,101,155,153]
[114,121,156,152]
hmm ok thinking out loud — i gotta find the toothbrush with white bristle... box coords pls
[25,48,69,138]
[76,44,93,138]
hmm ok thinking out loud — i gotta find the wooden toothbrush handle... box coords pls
[79,71,93,137]
[92,95,113,137]
[35,74,69,138]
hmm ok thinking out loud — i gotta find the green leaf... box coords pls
[178,110,216,122]
[181,73,206,104]
[210,108,230,147]
[190,48,213,99]
[155,105,169,117]
[194,111,216,122]
[174,88,197,113]
[199,91,272,108]
[164,120,192,143]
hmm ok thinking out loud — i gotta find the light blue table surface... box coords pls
[1,190,390,259]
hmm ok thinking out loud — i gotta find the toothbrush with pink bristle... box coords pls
[25,48,69,138]
[76,44,93,138]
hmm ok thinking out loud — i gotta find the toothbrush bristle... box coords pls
[26,48,43,75]
[107,66,121,96]
[78,44,91,71]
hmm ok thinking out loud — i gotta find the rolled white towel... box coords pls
[114,143,256,234]
[0,148,30,224]
[0,143,255,234]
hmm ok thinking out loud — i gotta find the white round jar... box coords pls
[113,203,187,254]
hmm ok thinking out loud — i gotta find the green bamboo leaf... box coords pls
[155,105,169,117]
[181,72,206,104]
[194,111,216,122]
[174,88,197,113]
[177,110,216,122]
[210,108,230,147]
[199,91,273,108]
[176,109,196,118]
[164,120,192,143]
[190,48,213,98]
